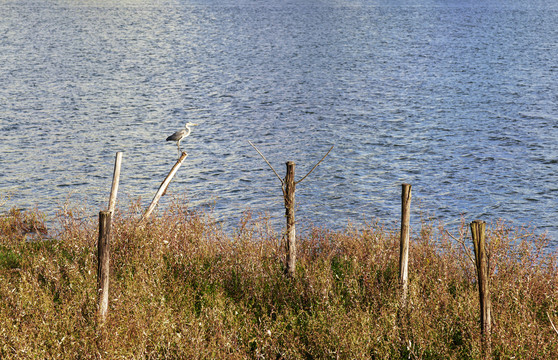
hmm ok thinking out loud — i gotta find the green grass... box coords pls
[0,203,556,359]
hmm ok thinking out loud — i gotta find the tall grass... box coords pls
[0,203,556,359]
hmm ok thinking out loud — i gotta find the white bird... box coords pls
[166,122,198,157]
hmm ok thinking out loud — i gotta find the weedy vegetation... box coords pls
[0,202,557,359]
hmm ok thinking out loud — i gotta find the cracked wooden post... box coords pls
[471,220,491,358]
[97,210,111,324]
[399,183,411,307]
[284,161,296,277]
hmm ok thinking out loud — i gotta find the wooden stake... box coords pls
[471,220,492,357]
[142,152,188,221]
[284,161,296,277]
[108,152,122,214]
[97,211,111,324]
[399,183,412,306]
[247,142,333,278]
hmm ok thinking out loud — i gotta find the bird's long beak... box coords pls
[192,123,199,126]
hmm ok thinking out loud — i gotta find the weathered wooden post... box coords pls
[97,210,112,324]
[248,141,333,278]
[283,161,296,277]
[471,220,492,357]
[399,183,412,306]
[108,152,123,214]
[142,151,188,221]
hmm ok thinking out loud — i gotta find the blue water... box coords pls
[1,0,557,246]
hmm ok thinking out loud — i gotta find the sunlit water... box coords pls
[1,0,557,247]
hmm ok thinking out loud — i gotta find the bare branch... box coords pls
[296,145,334,185]
[248,141,284,185]
[445,229,475,266]
[548,312,558,337]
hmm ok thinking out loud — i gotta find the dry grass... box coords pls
[0,203,556,359]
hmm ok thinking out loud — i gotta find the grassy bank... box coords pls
[1,203,557,359]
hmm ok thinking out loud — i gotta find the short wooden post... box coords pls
[97,211,112,324]
[284,161,296,277]
[247,142,333,277]
[399,183,412,306]
[142,151,188,221]
[471,220,491,357]
[108,152,123,214]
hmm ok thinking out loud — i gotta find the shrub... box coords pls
[0,205,556,359]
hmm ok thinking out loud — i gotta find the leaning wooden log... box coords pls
[142,151,188,221]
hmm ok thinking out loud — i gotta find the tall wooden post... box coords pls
[399,183,412,306]
[108,152,123,214]
[284,161,296,277]
[471,220,491,357]
[98,211,112,324]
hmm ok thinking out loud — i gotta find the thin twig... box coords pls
[296,145,334,185]
[511,233,532,242]
[248,141,284,185]
[548,312,558,337]
[445,229,475,266]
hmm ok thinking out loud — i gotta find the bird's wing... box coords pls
[166,129,185,141]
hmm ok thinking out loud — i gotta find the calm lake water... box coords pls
[1,0,557,246]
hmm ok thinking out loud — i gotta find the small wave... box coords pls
[519,112,557,122]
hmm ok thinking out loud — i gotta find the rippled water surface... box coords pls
[1,0,557,245]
